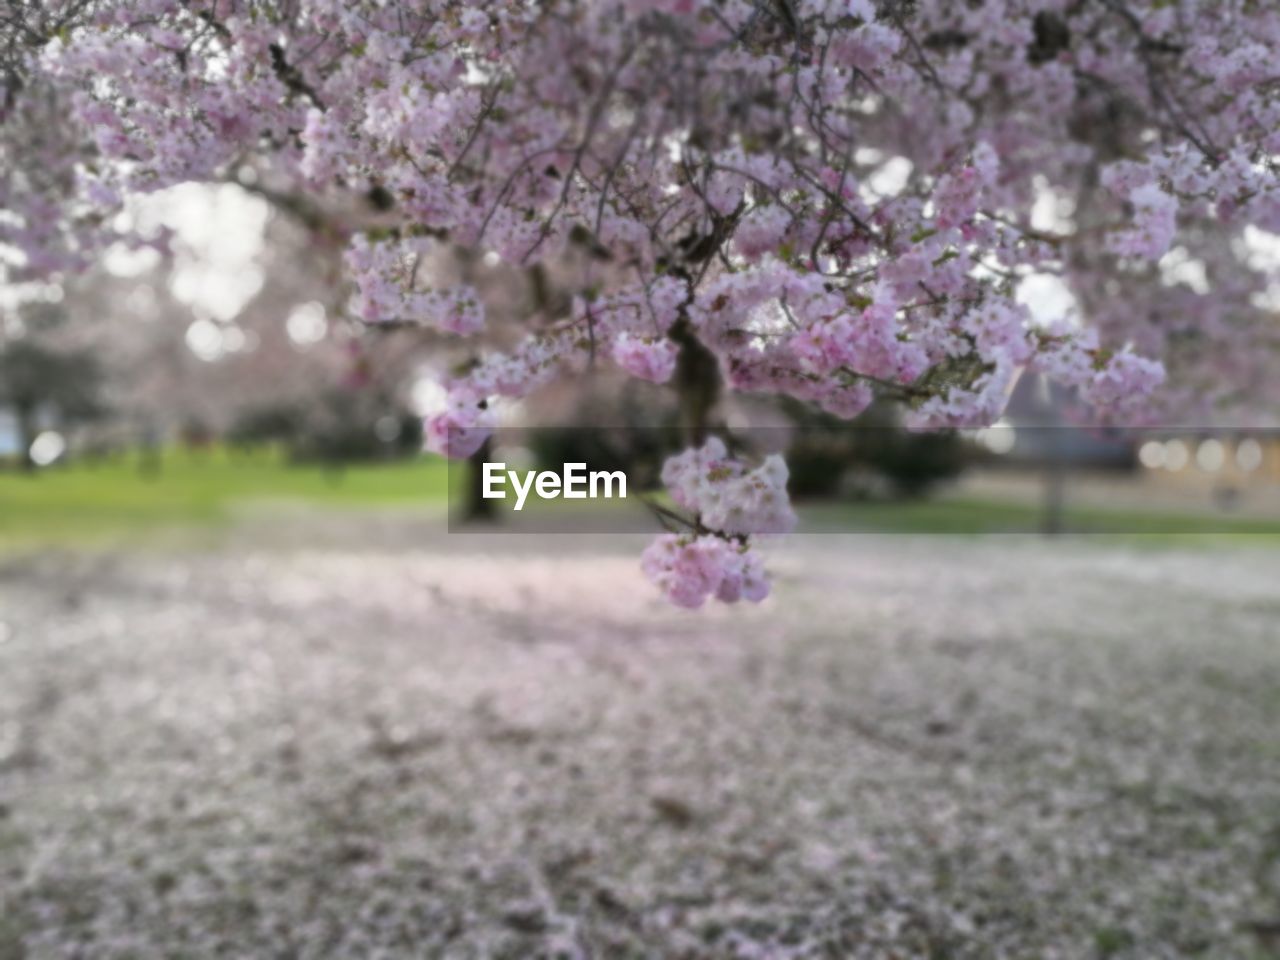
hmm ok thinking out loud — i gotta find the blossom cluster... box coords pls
[661,438,797,537]
[640,534,771,609]
[637,438,796,607]
[345,237,484,334]
[610,333,679,384]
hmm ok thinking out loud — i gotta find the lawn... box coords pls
[800,496,1280,538]
[0,449,451,550]
[3,450,1279,552]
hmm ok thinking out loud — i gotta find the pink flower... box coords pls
[641,535,771,608]
[661,438,796,536]
[424,397,494,459]
[1109,183,1178,260]
[611,333,678,384]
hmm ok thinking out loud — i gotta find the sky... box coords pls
[105,182,271,324]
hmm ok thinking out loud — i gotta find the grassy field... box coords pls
[3,450,1279,551]
[0,449,451,550]
[801,497,1280,538]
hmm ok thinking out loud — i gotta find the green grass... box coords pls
[800,495,1280,542]
[0,448,450,551]
[4,451,1278,551]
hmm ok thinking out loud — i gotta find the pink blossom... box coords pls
[662,438,796,536]
[611,333,678,384]
[423,398,494,460]
[641,535,770,609]
[1109,183,1178,260]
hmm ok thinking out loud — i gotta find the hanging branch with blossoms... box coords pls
[4,0,1280,606]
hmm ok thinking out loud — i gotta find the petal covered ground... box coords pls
[1,528,1278,958]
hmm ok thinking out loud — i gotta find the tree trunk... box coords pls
[1041,396,1067,534]
[138,432,163,479]
[463,435,498,522]
[670,316,721,446]
[1042,447,1066,535]
[15,405,35,473]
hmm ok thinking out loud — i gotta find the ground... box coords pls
[1,516,1278,958]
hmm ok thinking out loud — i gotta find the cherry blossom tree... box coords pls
[4,0,1280,606]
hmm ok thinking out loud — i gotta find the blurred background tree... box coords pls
[0,338,104,471]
